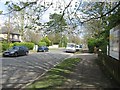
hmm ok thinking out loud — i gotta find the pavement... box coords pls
[59,53,120,89]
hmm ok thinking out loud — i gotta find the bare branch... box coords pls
[82,1,120,23]
[0,1,37,15]
[60,0,73,21]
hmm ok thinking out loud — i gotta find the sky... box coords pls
[0,1,8,26]
[0,0,79,25]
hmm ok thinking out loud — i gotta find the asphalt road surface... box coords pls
[1,49,73,89]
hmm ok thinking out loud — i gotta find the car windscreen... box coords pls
[12,46,19,50]
[8,46,19,51]
[67,44,75,48]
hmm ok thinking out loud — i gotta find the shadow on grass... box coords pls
[26,58,81,90]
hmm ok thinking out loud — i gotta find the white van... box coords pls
[66,43,76,53]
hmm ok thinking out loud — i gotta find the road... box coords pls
[1,49,118,89]
[1,49,73,89]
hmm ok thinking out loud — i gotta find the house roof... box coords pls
[0,28,20,35]
[1,31,20,35]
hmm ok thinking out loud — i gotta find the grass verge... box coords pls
[27,58,81,90]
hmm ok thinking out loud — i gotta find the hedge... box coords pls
[38,42,47,46]
[14,42,34,50]
[1,43,13,51]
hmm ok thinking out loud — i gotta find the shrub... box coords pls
[38,42,47,46]
[41,36,51,46]
[88,37,108,53]
[0,42,13,51]
[14,42,34,50]
[0,43,2,52]
[1,42,34,51]
[87,38,96,53]
[9,43,14,48]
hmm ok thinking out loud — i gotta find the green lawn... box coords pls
[27,58,81,89]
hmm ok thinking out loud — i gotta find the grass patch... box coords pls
[27,58,81,89]
[55,58,80,71]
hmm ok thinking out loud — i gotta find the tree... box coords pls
[47,33,61,45]
[47,13,67,33]
[59,35,68,47]
[24,30,43,44]
[81,2,120,53]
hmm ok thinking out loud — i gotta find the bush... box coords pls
[41,36,51,46]
[14,42,34,50]
[0,42,14,52]
[2,42,9,51]
[38,42,47,46]
[87,38,96,53]
[88,37,108,53]
[0,43,2,52]
[0,42,34,51]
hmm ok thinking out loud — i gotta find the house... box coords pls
[0,30,22,43]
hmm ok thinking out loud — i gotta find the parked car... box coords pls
[76,45,80,51]
[37,46,49,52]
[79,44,82,48]
[76,44,83,51]
[3,46,29,57]
[65,43,76,53]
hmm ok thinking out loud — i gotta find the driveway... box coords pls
[1,49,73,89]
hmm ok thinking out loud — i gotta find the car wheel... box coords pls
[25,51,28,55]
[2,54,5,57]
[14,53,18,57]
[45,50,48,52]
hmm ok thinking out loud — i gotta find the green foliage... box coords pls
[2,42,10,51]
[38,42,47,46]
[107,7,120,30]
[54,33,61,44]
[41,36,51,46]
[55,58,80,71]
[59,35,68,47]
[13,4,21,11]
[87,38,96,53]
[28,75,66,89]
[49,13,67,26]
[47,13,67,33]
[88,37,108,53]
[9,43,14,49]
[49,68,72,75]
[82,2,120,54]
[47,33,61,45]
[0,10,3,14]
[14,42,34,50]
[0,42,14,51]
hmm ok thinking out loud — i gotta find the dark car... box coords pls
[3,46,29,57]
[37,46,49,52]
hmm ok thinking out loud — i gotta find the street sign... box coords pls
[109,25,120,60]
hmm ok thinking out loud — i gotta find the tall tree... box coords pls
[47,13,67,33]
